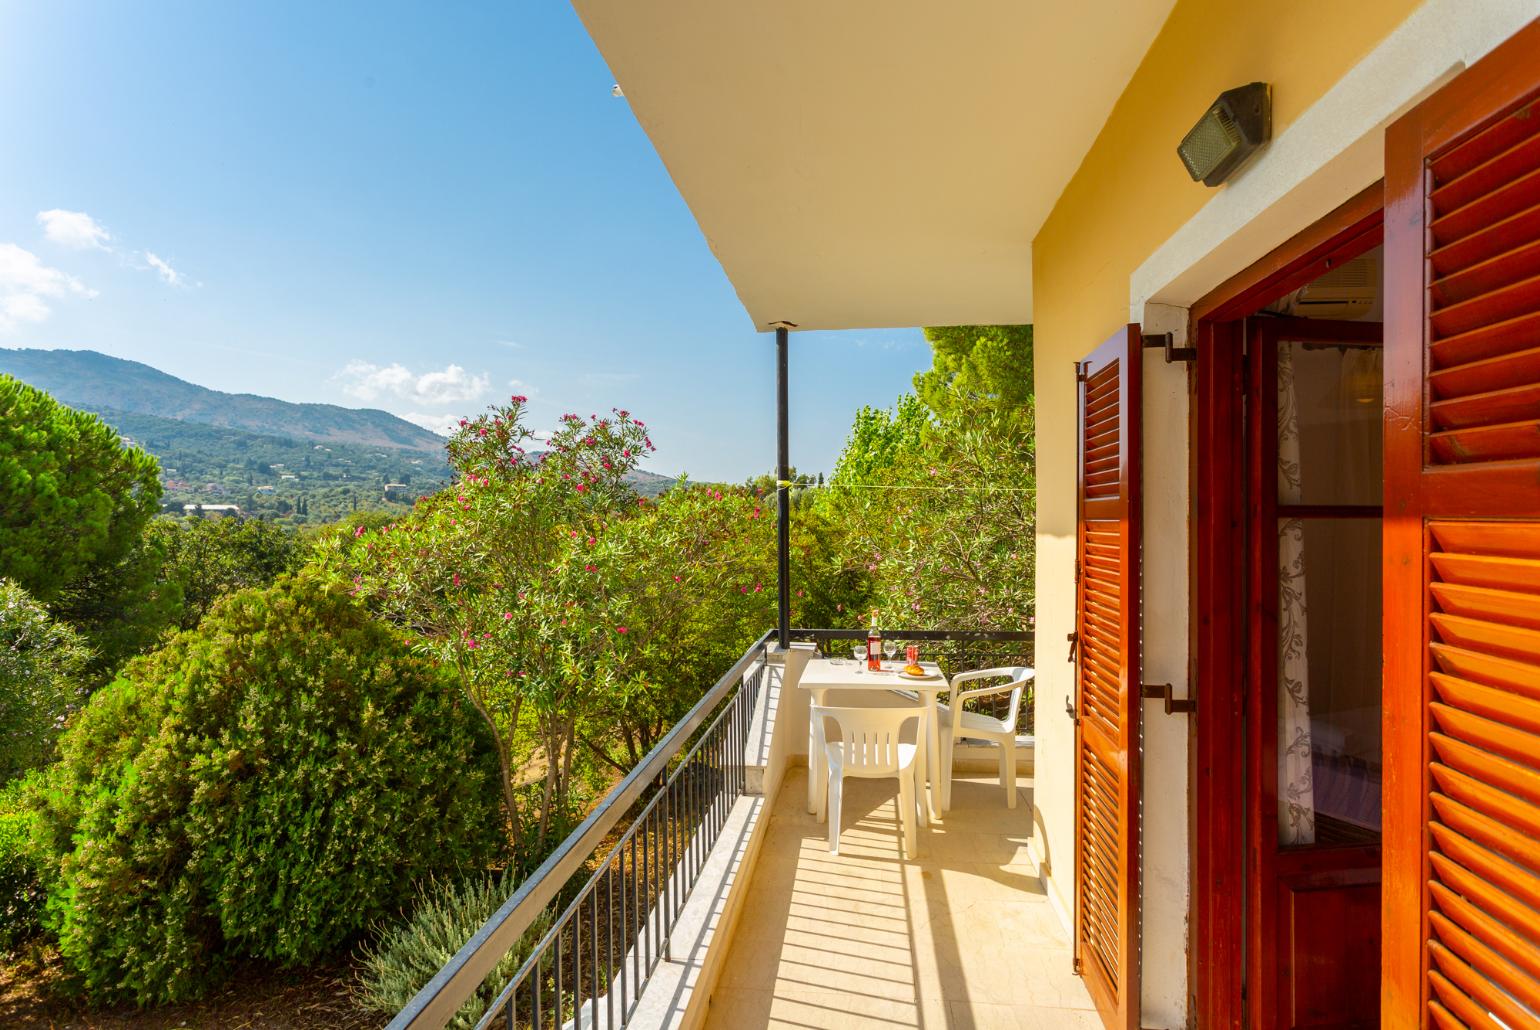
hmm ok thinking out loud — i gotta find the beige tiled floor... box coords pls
[705,768,1097,1029]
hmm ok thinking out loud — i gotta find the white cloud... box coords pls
[336,360,491,407]
[143,251,187,287]
[0,243,96,331]
[36,209,195,287]
[401,412,463,437]
[37,209,111,250]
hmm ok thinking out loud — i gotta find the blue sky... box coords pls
[0,2,929,481]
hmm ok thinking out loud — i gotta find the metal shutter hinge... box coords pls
[1141,682,1196,715]
[1142,332,1196,364]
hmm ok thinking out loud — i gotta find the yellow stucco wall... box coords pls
[1028,0,1420,1021]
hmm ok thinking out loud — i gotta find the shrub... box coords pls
[0,579,92,782]
[0,779,42,953]
[356,871,551,1029]
[33,571,505,1005]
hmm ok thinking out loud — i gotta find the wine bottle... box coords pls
[867,612,882,671]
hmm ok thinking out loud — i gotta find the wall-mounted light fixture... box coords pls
[1178,82,1271,187]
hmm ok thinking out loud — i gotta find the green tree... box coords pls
[149,515,304,629]
[830,394,931,486]
[0,581,92,782]
[0,377,161,601]
[333,402,796,867]
[31,571,503,1005]
[47,535,182,679]
[825,324,1036,636]
[913,324,1033,417]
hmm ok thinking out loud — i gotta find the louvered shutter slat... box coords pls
[1385,29,1540,1025]
[1073,326,1141,1030]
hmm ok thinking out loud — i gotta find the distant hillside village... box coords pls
[117,421,444,526]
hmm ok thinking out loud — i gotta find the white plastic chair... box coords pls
[937,667,1034,809]
[812,703,925,858]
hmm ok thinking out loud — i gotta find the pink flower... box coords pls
[459,418,468,427]
[673,575,682,583]
[587,536,596,546]
[466,639,478,649]
[503,612,513,620]
[754,583,763,593]
[740,586,749,594]
[616,625,629,634]
[585,564,598,572]
[512,394,527,403]
[796,589,804,597]
[453,573,462,586]
[575,483,588,493]
[622,449,631,458]
[354,525,366,538]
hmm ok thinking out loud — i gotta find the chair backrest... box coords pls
[960,666,1035,726]
[812,703,922,776]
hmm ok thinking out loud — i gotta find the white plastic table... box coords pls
[799,658,950,820]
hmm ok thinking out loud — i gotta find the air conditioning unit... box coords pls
[1282,252,1379,319]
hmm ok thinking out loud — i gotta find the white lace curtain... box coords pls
[1276,341,1383,846]
[1276,342,1315,846]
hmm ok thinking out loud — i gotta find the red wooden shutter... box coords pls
[1074,324,1142,1030]
[1384,19,1540,1028]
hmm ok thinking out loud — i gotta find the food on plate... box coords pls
[903,663,925,677]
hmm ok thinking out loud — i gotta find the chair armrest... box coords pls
[956,682,1026,704]
[950,668,1034,704]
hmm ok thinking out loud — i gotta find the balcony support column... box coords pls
[774,323,791,648]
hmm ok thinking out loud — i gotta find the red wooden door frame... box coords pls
[1189,190,1384,1029]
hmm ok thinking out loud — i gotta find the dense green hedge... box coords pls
[32,571,505,1004]
[0,780,41,952]
[0,579,92,783]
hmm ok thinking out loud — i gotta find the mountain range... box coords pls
[0,348,677,523]
[0,348,447,453]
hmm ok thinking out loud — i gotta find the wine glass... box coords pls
[851,643,866,672]
[883,639,897,669]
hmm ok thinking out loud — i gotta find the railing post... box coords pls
[775,324,791,648]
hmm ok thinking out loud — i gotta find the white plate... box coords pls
[898,668,941,681]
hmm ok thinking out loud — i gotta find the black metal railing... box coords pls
[390,625,1033,1030]
[789,628,1036,734]
[389,630,773,1030]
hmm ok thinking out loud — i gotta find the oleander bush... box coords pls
[355,870,551,1029]
[32,570,505,1005]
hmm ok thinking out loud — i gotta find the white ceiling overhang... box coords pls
[572,0,1176,331]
